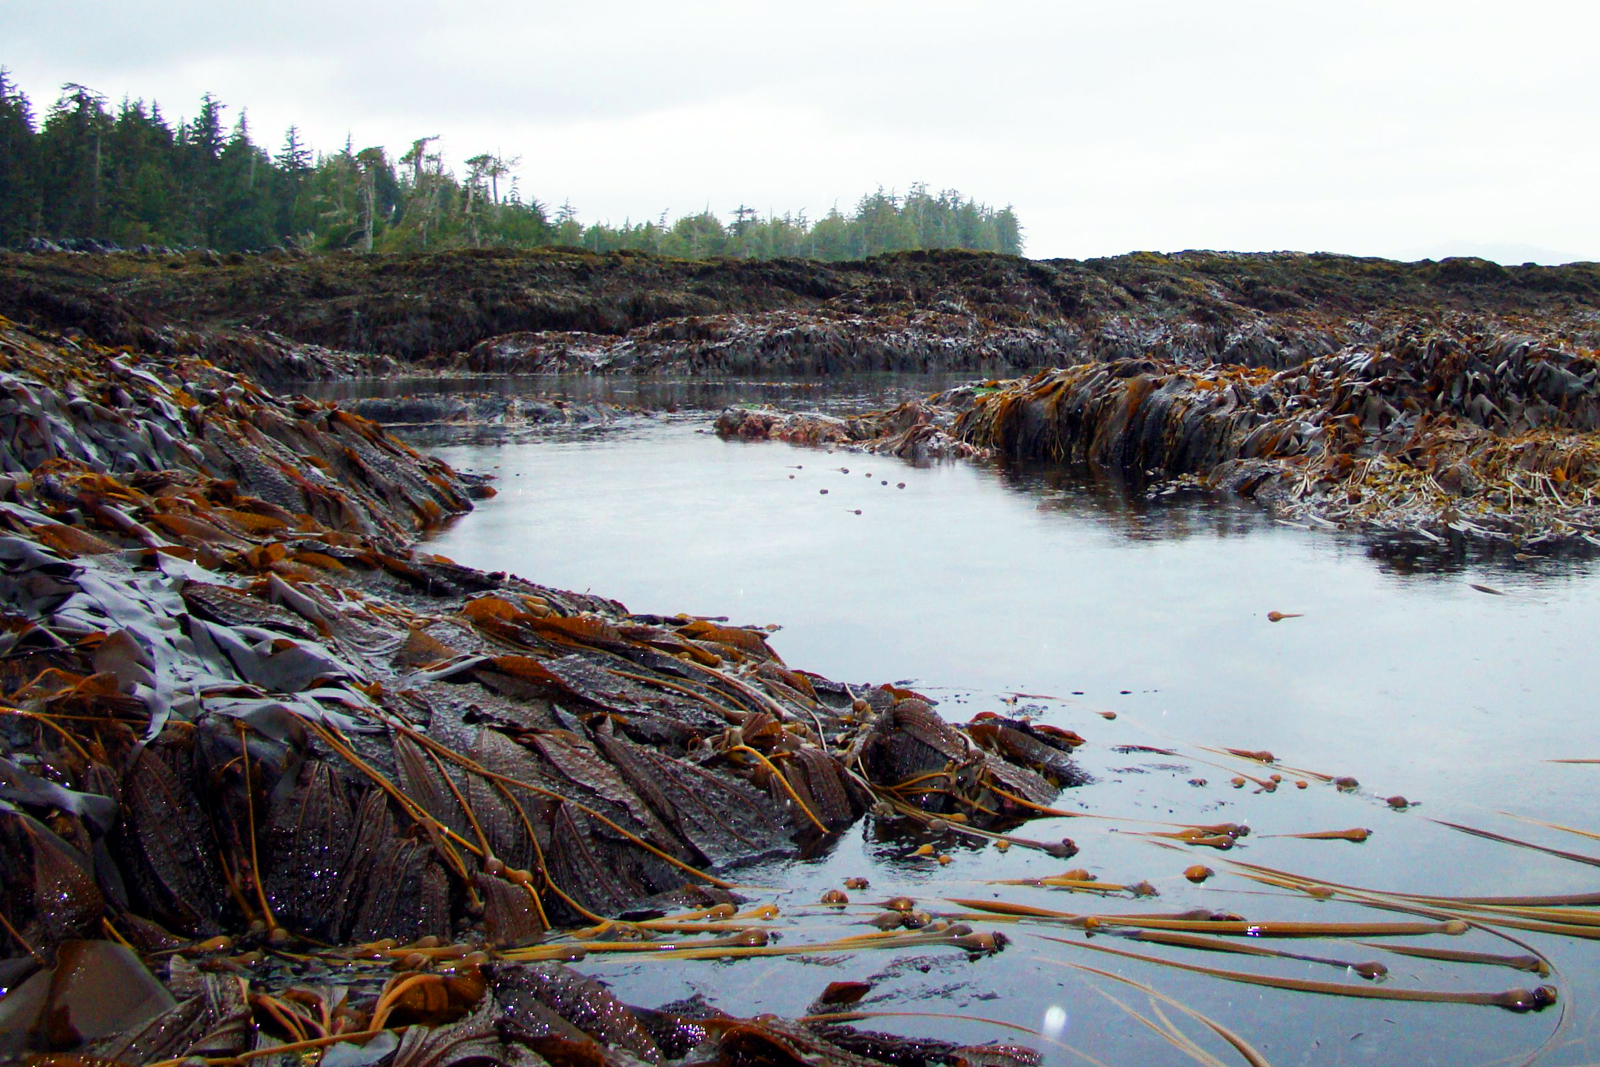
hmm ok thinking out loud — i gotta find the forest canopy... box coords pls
[0,72,1025,260]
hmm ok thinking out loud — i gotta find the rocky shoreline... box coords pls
[6,246,1597,376]
[2,245,1598,1062]
[8,246,1600,545]
[0,316,1079,1063]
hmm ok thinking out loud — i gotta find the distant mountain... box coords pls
[1395,241,1593,267]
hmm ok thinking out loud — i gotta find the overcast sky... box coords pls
[4,1,1596,262]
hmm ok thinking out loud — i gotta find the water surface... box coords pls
[424,386,1600,1066]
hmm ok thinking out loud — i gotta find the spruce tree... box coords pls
[0,69,39,245]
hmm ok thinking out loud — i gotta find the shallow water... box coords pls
[307,371,975,412]
[424,385,1600,1066]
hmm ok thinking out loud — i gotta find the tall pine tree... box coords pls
[0,69,39,244]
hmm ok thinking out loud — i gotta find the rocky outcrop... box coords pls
[716,397,988,463]
[950,321,1600,540]
[448,308,1071,376]
[4,248,1597,380]
[345,393,621,430]
[708,315,1600,542]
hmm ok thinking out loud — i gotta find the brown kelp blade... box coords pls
[1213,747,1276,764]
[944,899,1466,938]
[1040,937,1557,1011]
[601,922,1006,961]
[1357,942,1549,975]
[1227,867,1600,941]
[1044,958,1273,1067]
[1262,828,1371,843]
[1127,929,1387,979]
[1219,856,1589,908]
[990,875,1128,894]
[1176,753,1279,790]
[945,897,1075,919]
[1432,819,1600,869]
[1081,981,1234,1067]
[1138,830,1241,849]
[1497,811,1600,844]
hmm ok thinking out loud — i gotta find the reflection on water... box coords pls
[304,371,975,414]
[1002,455,1600,579]
[422,404,1600,1065]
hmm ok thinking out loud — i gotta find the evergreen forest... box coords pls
[0,73,1025,260]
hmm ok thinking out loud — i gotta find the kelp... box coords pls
[9,300,1599,1063]
[715,400,986,463]
[0,319,1082,1061]
[1040,937,1557,1012]
[952,329,1600,542]
[4,943,1036,1067]
[714,316,1600,544]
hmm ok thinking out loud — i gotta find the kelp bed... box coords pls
[717,316,1600,546]
[0,318,1094,1064]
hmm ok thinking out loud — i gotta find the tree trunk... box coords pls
[91,131,101,236]
[361,170,374,253]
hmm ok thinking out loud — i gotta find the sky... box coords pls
[4,0,1597,263]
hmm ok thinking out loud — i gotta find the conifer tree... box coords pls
[38,84,111,238]
[0,69,39,244]
[0,73,1025,259]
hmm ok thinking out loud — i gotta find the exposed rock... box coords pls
[715,399,986,462]
[4,248,1597,380]
[346,393,621,430]
[449,308,1067,377]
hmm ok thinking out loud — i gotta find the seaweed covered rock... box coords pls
[714,398,985,463]
[0,317,1075,1063]
[5,248,1598,381]
[450,308,1068,377]
[952,318,1600,540]
[346,393,622,433]
[1,952,1041,1066]
[712,314,1600,543]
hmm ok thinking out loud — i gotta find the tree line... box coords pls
[0,72,1025,260]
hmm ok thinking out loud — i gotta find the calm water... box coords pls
[307,371,976,412]
[422,386,1600,1067]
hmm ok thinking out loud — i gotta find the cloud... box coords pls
[5,0,1597,259]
